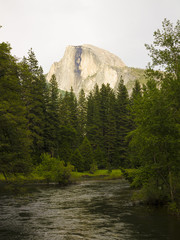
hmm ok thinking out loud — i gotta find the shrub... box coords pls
[36,153,74,184]
[89,161,98,174]
[133,181,169,205]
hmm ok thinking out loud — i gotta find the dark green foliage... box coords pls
[131,80,142,101]
[44,74,60,157]
[77,89,87,141]
[19,49,47,163]
[70,148,84,172]
[58,125,77,162]
[59,88,78,130]
[129,78,180,200]
[0,42,32,177]
[86,87,102,148]
[128,19,180,206]
[2,18,180,205]
[89,161,98,174]
[94,145,106,169]
[36,153,74,184]
[128,80,142,167]
[115,78,130,167]
[100,84,117,167]
[86,82,131,169]
[79,137,94,171]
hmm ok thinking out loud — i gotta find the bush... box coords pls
[168,202,180,216]
[52,161,74,185]
[89,161,98,174]
[133,181,169,205]
[36,153,74,184]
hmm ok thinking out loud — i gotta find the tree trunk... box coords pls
[169,170,174,202]
[2,171,8,182]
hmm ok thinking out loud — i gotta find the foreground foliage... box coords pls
[128,19,180,212]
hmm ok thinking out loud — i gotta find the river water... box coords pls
[0,180,180,240]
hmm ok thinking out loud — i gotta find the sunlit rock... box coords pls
[47,44,145,96]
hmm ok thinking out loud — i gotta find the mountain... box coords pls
[46,44,146,96]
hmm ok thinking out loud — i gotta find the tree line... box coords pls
[0,19,180,208]
[0,41,134,175]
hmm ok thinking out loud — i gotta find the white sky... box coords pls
[0,0,179,73]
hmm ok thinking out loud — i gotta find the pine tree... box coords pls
[94,145,106,169]
[131,80,142,101]
[0,42,31,178]
[86,85,102,149]
[58,125,77,163]
[129,80,142,132]
[79,137,94,171]
[45,74,60,157]
[86,91,96,144]
[68,87,78,130]
[92,84,102,148]
[59,88,78,130]
[99,84,117,167]
[70,148,84,172]
[19,49,47,163]
[77,89,87,141]
[115,77,130,167]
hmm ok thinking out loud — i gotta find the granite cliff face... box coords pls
[47,44,145,96]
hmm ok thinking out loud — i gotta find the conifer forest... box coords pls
[0,19,180,211]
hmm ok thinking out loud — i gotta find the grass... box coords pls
[70,169,123,181]
[0,169,123,184]
[0,172,44,183]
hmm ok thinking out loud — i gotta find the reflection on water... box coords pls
[0,180,180,240]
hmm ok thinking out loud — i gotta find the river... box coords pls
[0,180,180,240]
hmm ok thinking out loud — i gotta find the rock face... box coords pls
[47,44,145,96]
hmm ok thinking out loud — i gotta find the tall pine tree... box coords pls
[19,49,47,163]
[45,74,60,157]
[115,77,130,167]
[77,89,87,141]
[0,42,31,178]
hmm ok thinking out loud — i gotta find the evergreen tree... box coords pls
[70,148,84,172]
[86,91,94,129]
[94,145,106,169]
[131,80,142,101]
[129,80,142,140]
[58,125,77,163]
[115,77,130,167]
[59,91,68,126]
[45,74,60,157]
[0,42,31,178]
[68,87,78,130]
[58,88,79,160]
[92,84,102,148]
[77,89,87,141]
[79,137,94,171]
[59,88,78,131]
[86,85,102,149]
[103,86,117,167]
[87,84,117,167]
[86,91,96,145]
[19,49,47,163]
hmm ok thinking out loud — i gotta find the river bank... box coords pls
[0,169,123,185]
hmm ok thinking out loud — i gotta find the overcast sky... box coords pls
[0,0,179,73]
